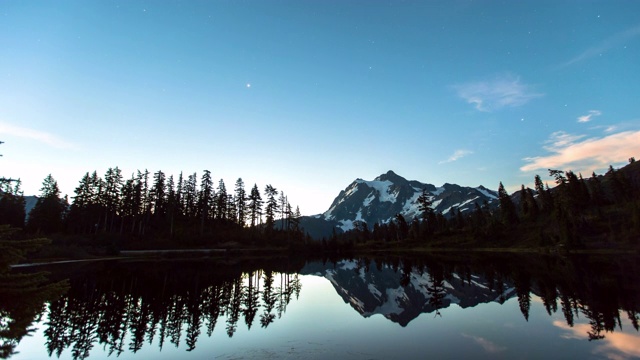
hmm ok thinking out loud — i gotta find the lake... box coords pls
[3,252,640,359]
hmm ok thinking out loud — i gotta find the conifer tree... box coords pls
[183,173,198,218]
[197,170,214,234]
[0,178,25,228]
[498,182,518,226]
[234,178,246,226]
[27,174,67,234]
[248,184,262,228]
[215,179,227,221]
[150,170,166,216]
[103,167,123,232]
[534,174,553,211]
[264,185,278,231]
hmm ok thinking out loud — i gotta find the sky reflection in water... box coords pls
[9,255,640,360]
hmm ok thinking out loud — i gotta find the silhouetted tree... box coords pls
[27,174,67,234]
[497,182,518,226]
[234,178,246,226]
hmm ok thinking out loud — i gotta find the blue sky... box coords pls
[1,1,639,215]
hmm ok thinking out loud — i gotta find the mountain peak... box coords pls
[375,170,405,183]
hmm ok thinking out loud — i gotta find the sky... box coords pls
[1,0,640,216]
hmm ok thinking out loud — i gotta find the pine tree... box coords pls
[248,184,262,228]
[183,173,198,218]
[588,172,606,206]
[417,188,433,220]
[27,174,67,234]
[198,170,214,234]
[166,174,177,237]
[150,170,166,216]
[0,178,25,228]
[498,182,518,226]
[534,174,553,211]
[103,167,123,232]
[234,178,247,226]
[264,185,278,231]
[215,179,227,221]
[278,191,286,230]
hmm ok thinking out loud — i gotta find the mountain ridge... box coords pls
[300,170,499,239]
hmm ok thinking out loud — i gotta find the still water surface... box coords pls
[6,253,640,359]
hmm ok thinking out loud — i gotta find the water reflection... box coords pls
[37,259,304,358]
[328,255,635,331]
[5,253,640,359]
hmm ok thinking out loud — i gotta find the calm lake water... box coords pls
[4,253,640,359]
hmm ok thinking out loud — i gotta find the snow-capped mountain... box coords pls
[25,195,38,216]
[302,170,498,236]
[302,259,515,326]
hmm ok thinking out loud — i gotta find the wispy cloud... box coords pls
[577,110,602,123]
[521,130,640,174]
[440,149,473,164]
[0,122,75,149]
[561,25,640,67]
[554,320,640,359]
[454,74,543,112]
[461,334,506,353]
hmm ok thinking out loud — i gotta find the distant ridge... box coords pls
[300,171,498,239]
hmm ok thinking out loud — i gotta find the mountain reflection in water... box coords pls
[5,253,640,359]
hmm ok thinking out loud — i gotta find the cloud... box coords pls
[0,122,75,149]
[577,110,602,123]
[440,149,473,164]
[561,25,640,67]
[461,333,506,353]
[554,320,640,359]
[521,130,640,174]
[454,74,543,112]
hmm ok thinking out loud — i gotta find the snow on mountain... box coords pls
[301,259,515,326]
[317,170,499,233]
[24,195,38,219]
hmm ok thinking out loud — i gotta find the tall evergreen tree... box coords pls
[27,174,67,234]
[150,170,166,216]
[234,178,247,226]
[166,174,177,237]
[0,178,25,228]
[183,173,198,218]
[498,182,518,226]
[215,179,227,221]
[534,174,553,211]
[588,172,606,206]
[198,170,214,234]
[103,167,123,232]
[278,191,286,230]
[248,184,262,228]
[264,185,278,231]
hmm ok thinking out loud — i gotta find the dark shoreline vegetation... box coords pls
[0,158,639,263]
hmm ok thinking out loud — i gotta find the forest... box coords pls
[316,159,640,252]
[0,157,639,257]
[0,167,309,255]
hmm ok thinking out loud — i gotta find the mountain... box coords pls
[300,170,498,238]
[24,195,38,217]
[301,259,515,326]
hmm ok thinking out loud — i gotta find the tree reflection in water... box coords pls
[38,259,303,359]
[5,253,640,359]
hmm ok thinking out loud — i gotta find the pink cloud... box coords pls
[521,130,640,174]
[554,320,640,359]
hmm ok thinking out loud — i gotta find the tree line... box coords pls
[0,167,308,248]
[330,158,640,250]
